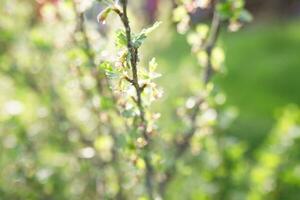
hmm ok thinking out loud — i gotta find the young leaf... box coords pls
[99,61,113,72]
[239,10,253,23]
[132,21,162,48]
[115,30,127,47]
[121,108,136,118]
[99,61,118,79]
[142,21,162,36]
[149,58,158,72]
[132,33,147,48]
[217,2,233,20]
[97,7,112,24]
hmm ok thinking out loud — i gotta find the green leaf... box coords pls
[115,30,127,47]
[142,21,162,35]
[239,10,253,23]
[99,61,118,79]
[106,71,119,79]
[99,61,113,72]
[148,58,161,79]
[132,21,162,48]
[121,108,136,118]
[149,58,158,72]
[132,33,147,48]
[97,7,112,24]
[217,2,233,20]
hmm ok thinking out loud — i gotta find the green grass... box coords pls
[219,21,300,149]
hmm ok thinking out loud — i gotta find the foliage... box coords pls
[1,0,300,200]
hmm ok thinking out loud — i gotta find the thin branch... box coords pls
[116,0,155,199]
[72,2,126,199]
[203,10,221,84]
[77,10,106,93]
[159,2,222,196]
[73,2,130,131]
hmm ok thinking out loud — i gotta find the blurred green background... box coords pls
[153,20,300,199]
[1,0,300,199]
[156,20,300,152]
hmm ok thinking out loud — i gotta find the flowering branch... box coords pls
[117,1,155,198]
[97,0,162,198]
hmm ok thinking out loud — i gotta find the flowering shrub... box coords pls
[2,0,300,200]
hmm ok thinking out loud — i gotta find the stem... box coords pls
[117,0,155,199]
[203,10,221,84]
[159,2,222,197]
[77,10,106,93]
[72,2,126,199]
[73,1,130,131]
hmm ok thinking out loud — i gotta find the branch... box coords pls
[203,10,221,84]
[72,2,126,199]
[73,1,130,130]
[76,8,106,93]
[116,0,155,199]
[159,2,222,196]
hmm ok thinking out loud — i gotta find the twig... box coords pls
[159,2,222,196]
[73,1,130,131]
[116,0,155,199]
[203,10,221,84]
[71,2,126,199]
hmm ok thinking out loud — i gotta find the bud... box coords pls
[97,7,112,24]
[97,5,122,24]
